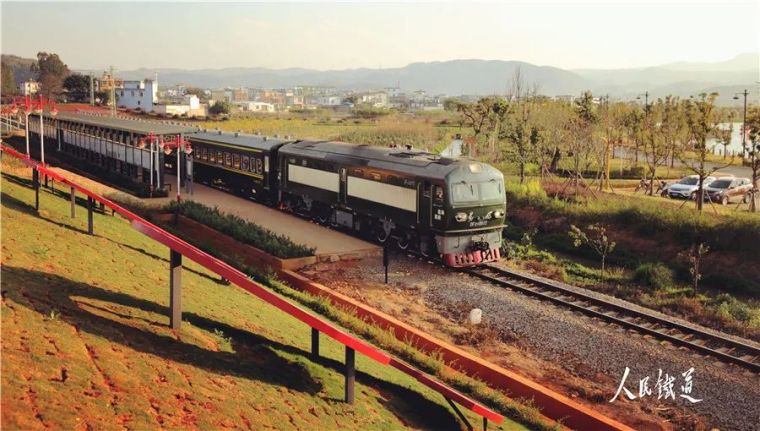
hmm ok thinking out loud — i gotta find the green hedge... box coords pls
[166,200,315,259]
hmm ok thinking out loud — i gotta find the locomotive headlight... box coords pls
[455,212,468,222]
[493,210,504,218]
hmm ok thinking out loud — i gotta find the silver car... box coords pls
[667,175,716,199]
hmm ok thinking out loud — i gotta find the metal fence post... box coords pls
[87,196,94,235]
[70,187,75,218]
[311,328,320,360]
[32,169,40,211]
[170,250,182,330]
[345,347,355,404]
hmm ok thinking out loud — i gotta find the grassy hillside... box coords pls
[0,167,523,430]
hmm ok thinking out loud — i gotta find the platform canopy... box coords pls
[42,112,197,136]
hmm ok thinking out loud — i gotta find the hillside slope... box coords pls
[0,168,508,430]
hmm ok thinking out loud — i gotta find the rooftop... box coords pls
[43,111,196,136]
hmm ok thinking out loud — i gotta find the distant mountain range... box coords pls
[4,52,758,105]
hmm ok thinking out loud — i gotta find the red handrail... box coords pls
[0,144,505,425]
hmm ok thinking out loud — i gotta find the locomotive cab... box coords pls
[436,161,505,267]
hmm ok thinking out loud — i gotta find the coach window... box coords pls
[241,156,250,171]
[216,150,223,164]
[224,152,232,167]
[233,153,241,169]
[256,158,263,173]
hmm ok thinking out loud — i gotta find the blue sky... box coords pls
[1,1,758,71]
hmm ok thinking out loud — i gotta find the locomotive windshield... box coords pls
[451,180,503,204]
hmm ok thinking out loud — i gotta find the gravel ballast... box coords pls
[338,254,760,431]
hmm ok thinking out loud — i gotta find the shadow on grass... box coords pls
[1,265,461,430]
[1,174,224,286]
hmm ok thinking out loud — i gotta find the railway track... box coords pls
[463,264,760,374]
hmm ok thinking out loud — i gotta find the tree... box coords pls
[686,242,709,295]
[1,62,16,99]
[715,112,734,159]
[185,87,208,101]
[621,107,644,166]
[456,96,508,159]
[596,97,626,191]
[443,97,460,112]
[680,93,731,211]
[63,73,91,102]
[745,106,760,212]
[642,97,680,195]
[569,224,616,276]
[30,52,69,100]
[564,91,599,194]
[209,100,232,116]
[536,100,573,175]
[503,68,538,184]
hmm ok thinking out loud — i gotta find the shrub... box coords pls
[633,262,674,290]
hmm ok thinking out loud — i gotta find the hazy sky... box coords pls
[1,1,758,71]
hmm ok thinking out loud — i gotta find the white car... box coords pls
[667,175,716,199]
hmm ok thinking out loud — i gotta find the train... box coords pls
[186,130,506,267]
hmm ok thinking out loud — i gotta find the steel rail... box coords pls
[464,264,760,373]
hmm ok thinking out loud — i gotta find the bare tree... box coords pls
[503,68,540,183]
[642,97,680,195]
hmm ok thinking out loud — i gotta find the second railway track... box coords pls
[463,264,760,374]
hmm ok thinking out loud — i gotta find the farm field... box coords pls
[0,166,523,430]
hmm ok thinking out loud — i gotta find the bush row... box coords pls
[166,200,315,259]
[504,178,760,259]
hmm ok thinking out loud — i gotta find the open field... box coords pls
[0,166,524,430]
[200,113,460,152]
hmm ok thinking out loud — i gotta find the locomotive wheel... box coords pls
[396,232,410,250]
[375,227,389,243]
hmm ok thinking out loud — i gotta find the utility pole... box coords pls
[110,65,116,117]
[89,71,95,106]
[734,89,749,159]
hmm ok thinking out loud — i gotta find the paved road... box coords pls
[162,175,379,258]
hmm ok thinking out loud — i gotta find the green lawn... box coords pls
[0,167,525,430]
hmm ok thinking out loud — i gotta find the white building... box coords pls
[19,80,40,96]
[117,78,158,111]
[234,101,276,112]
[360,91,388,108]
[314,96,342,106]
[154,95,206,117]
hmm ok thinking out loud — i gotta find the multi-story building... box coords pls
[232,87,248,102]
[210,90,229,104]
[117,78,158,111]
[95,71,124,92]
[359,91,388,108]
[19,80,40,96]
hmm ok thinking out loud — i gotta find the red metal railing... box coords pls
[0,144,505,428]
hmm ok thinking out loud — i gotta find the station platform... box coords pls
[160,175,381,261]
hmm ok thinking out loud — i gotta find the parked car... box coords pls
[667,175,717,199]
[704,177,754,204]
